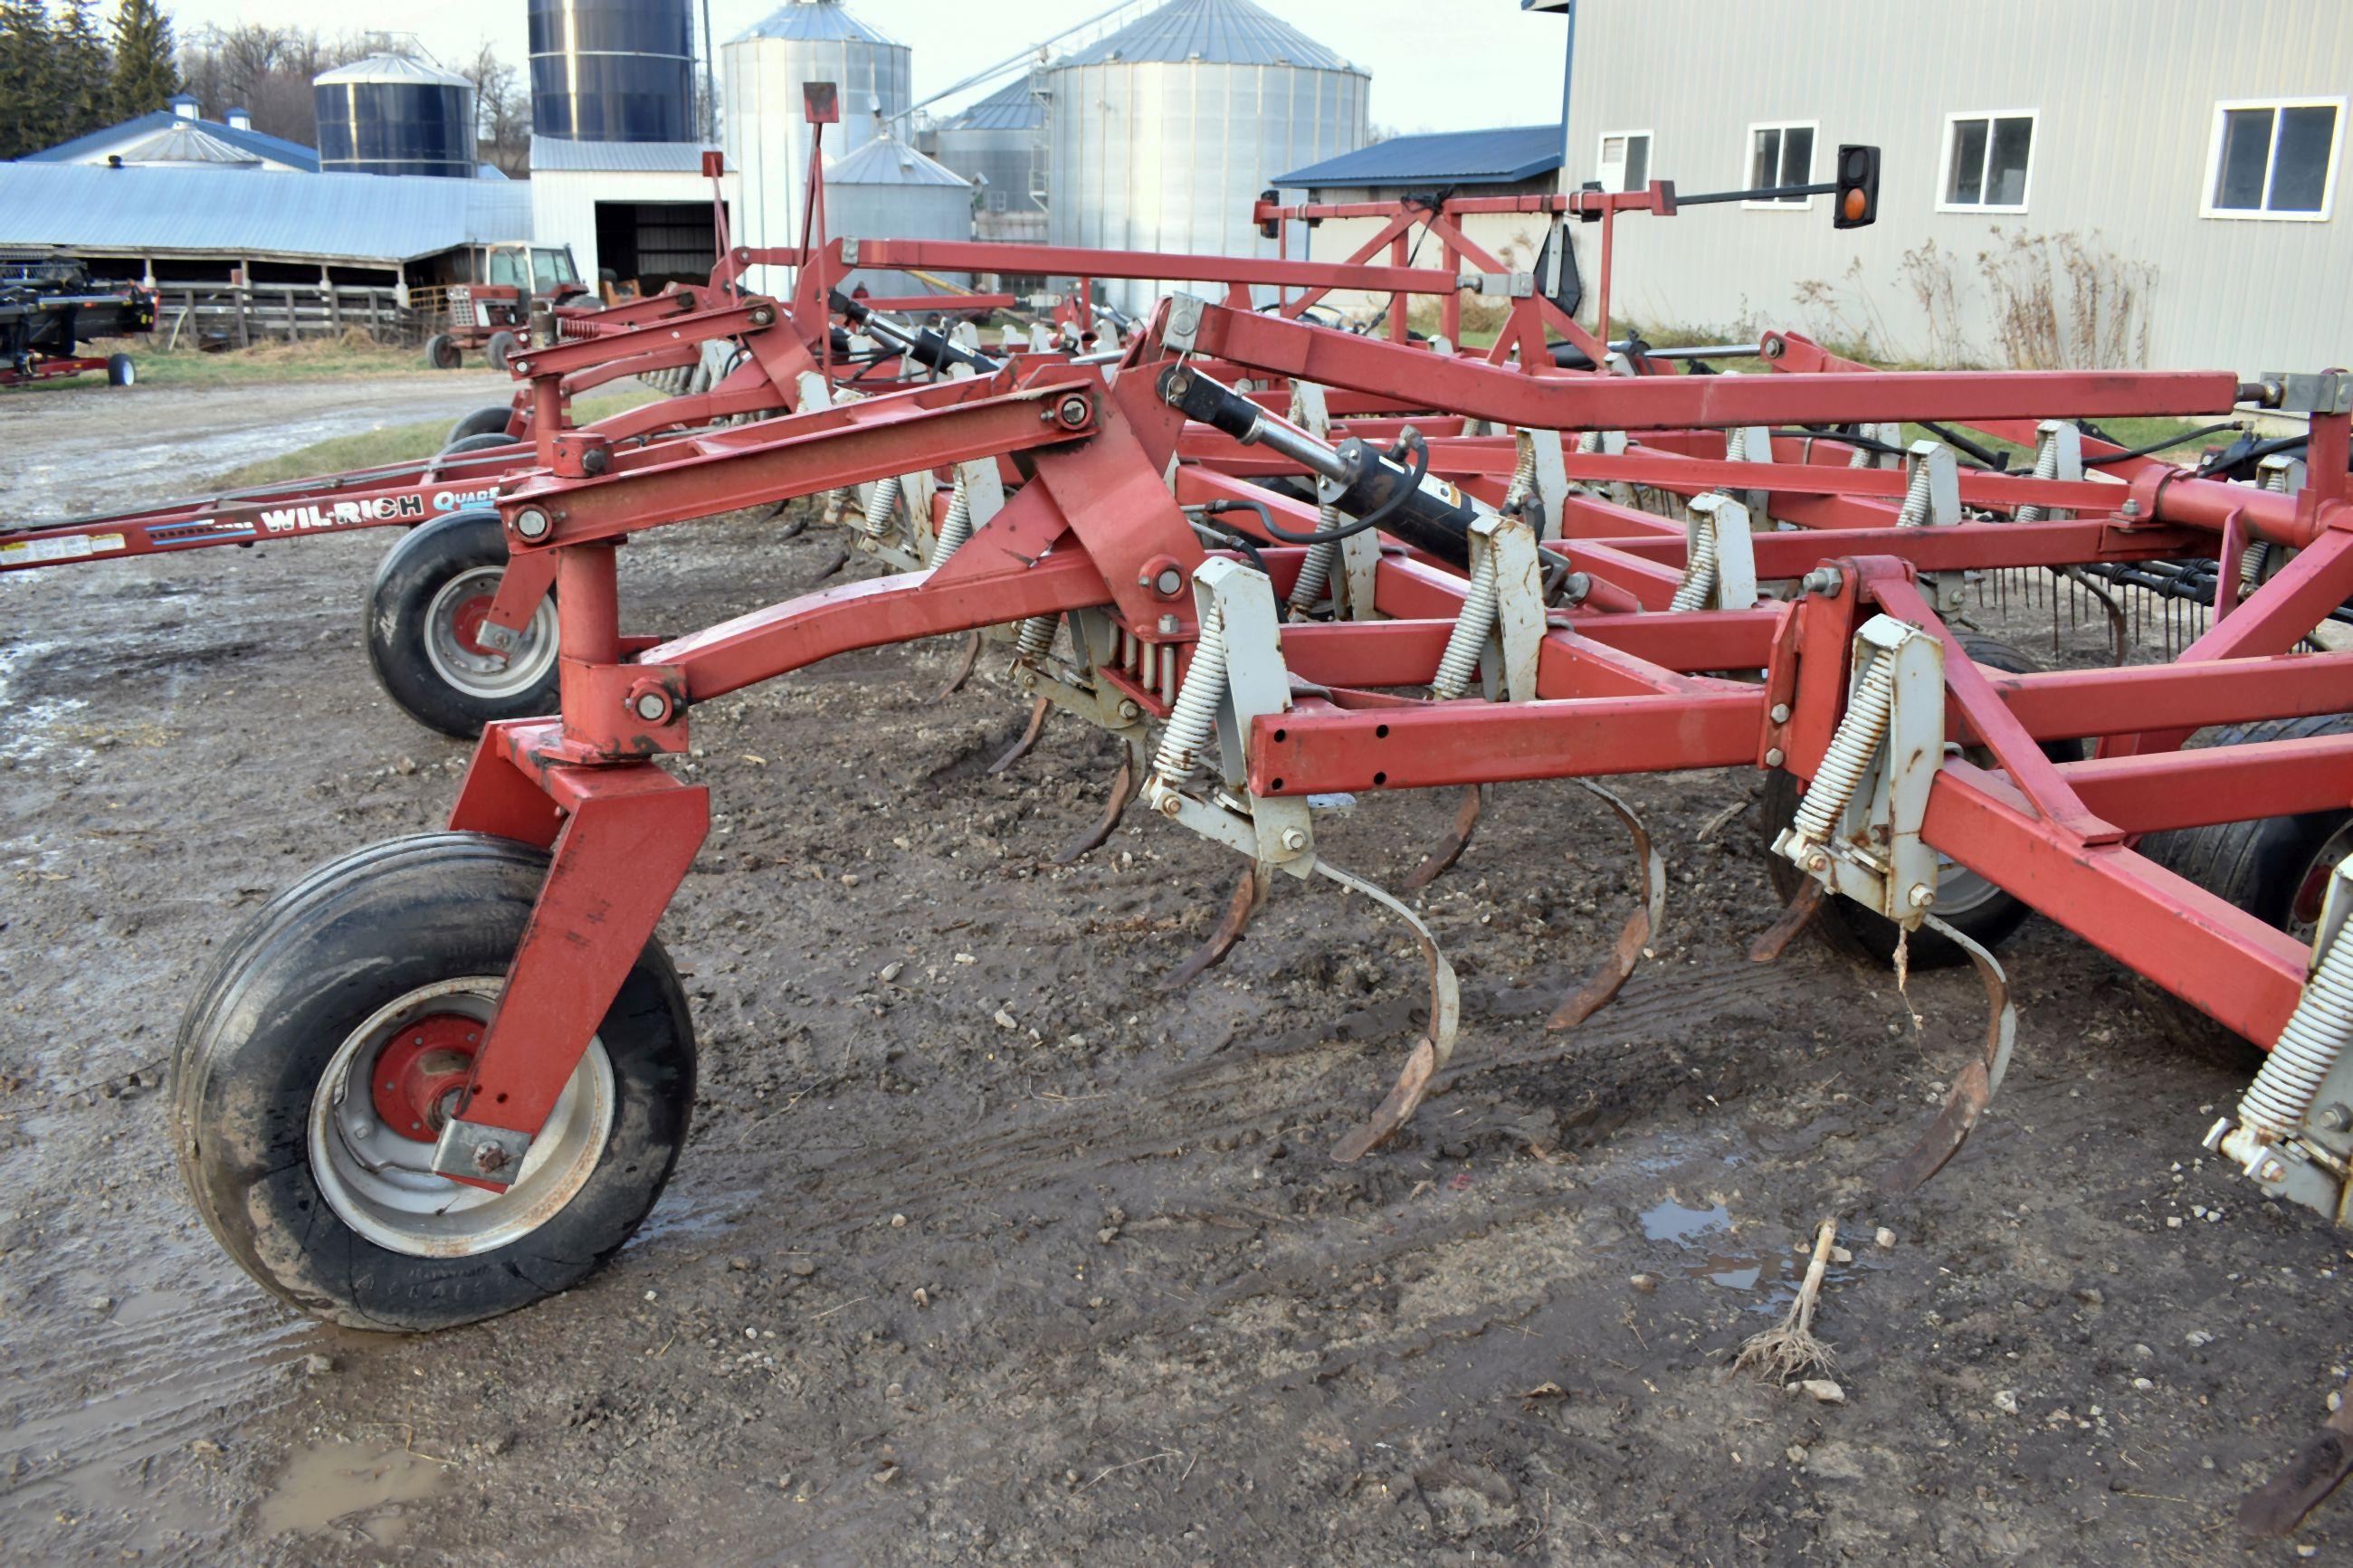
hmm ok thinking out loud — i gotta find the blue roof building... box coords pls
[22,96,320,173]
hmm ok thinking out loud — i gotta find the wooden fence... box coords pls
[150,284,425,348]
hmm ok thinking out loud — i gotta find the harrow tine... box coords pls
[1399,784,1485,891]
[1053,736,1147,867]
[1162,860,1272,990]
[1546,780,1667,1033]
[1319,860,1462,1164]
[2236,1370,2353,1538]
[1879,913,2016,1194]
[1748,878,1827,963]
[987,697,1053,774]
[2062,565,2126,663]
[932,632,983,699]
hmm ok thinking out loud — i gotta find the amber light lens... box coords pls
[1842,188,1869,223]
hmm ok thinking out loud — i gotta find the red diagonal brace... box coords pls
[1869,567,2119,844]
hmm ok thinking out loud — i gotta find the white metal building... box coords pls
[528,135,725,292]
[1558,0,2353,372]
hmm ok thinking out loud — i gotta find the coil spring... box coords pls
[2241,923,2353,1137]
[931,473,974,565]
[1013,613,1056,660]
[1151,603,1226,784]
[861,473,902,540]
[1506,432,1538,508]
[1668,515,1720,612]
[1789,648,1897,844]
[1895,454,1937,527]
[1576,430,1603,455]
[1431,549,1500,701]
[2014,431,2063,525]
[1714,426,1748,497]
[1288,521,1338,619]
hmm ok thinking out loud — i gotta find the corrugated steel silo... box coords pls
[933,71,1048,240]
[1045,0,1369,314]
[827,134,973,294]
[314,53,478,179]
[529,0,698,143]
[724,1,913,295]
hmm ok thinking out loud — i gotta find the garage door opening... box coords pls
[593,201,729,296]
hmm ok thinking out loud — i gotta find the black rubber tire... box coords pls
[366,509,557,738]
[105,352,134,387]
[172,832,696,1330]
[485,330,520,372]
[2134,714,2353,1050]
[1760,632,2087,968]
[438,430,517,459]
[446,405,514,446]
[425,333,462,371]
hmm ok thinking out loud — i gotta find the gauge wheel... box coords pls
[1759,632,2087,969]
[172,832,696,1330]
[439,431,516,459]
[2134,713,2353,1052]
[105,353,135,387]
[366,508,558,737]
[447,405,515,445]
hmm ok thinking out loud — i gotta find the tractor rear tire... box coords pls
[425,333,462,371]
[486,330,520,373]
[1758,632,2086,969]
[366,509,558,737]
[105,352,135,387]
[446,405,514,446]
[173,832,695,1330]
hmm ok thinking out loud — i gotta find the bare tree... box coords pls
[462,41,529,177]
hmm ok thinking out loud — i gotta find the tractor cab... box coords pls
[431,242,588,370]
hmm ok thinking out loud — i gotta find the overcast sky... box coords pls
[157,0,1570,136]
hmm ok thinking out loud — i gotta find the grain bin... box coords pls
[529,0,698,144]
[933,72,1048,242]
[314,53,478,180]
[1045,0,1368,315]
[827,131,973,295]
[726,0,912,295]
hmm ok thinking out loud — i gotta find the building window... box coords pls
[988,189,1008,213]
[1596,130,1650,194]
[2203,98,2344,220]
[1745,120,1816,208]
[1940,110,2035,212]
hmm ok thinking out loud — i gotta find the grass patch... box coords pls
[24,330,459,394]
[213,388,662,489]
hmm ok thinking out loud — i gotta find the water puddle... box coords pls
[258,1437,454,1544]
[1639,1196,1729,1246]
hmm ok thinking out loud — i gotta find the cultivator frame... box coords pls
[0,110,2315,1538]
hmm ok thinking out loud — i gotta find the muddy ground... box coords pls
[2,375,2349,1566]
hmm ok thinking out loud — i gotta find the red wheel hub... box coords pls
[447,594,498,658]
[371,1014,481,1143]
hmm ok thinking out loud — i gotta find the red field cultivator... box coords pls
[0,134,2334,1521]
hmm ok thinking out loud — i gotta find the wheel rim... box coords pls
[2289,820,2353,943]
[422,565,557,702]
[308,977,615,1259]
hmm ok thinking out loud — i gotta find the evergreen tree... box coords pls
[0,0,61,160]
[55,0,111,139]
[108,0,173,121]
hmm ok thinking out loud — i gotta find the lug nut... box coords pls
[1280,827,1308,852]
[1117,699,1141,721]
[1770,702,1792,724]
[1908,884,1937,909]
[513,508,551,540]
[1764,746,1786,766]
[1800,565,1843,596]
